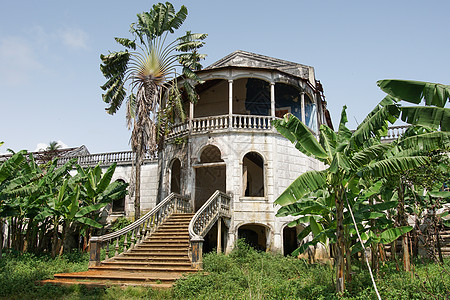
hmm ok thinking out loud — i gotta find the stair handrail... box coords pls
[89,193,191,267]
[188,190,231,268]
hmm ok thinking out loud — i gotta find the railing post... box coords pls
[89,238,101,267]
[190,236,204,269]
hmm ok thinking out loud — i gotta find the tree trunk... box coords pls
[134,151,141,220]
[0,218,3,260]
[51,218,59,258]
[398,180,410,272]
[335,190,345,294]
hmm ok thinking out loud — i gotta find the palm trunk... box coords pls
[134,151,141,220]
[335,190,345,294]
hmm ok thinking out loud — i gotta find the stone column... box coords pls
[270,82,275,118]
[217,217,222,253]
[189,101,194,133]
[228,80,233,126]
[301,92,305,123]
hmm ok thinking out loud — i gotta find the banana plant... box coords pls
[74,162,128,249]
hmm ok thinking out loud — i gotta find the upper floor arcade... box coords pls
[168,51,333,139]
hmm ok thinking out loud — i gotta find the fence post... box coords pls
[190,236,204,269]
[89,238,101,267]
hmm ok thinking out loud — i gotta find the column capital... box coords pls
[228,79,233,83]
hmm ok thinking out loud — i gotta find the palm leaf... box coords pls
[358,156,429,179]
[400,106,450,131]
[272,114,329,161]
[96,163,117,194]
[398,131,450,152]
[274,170,327,206]
[377,79,450,107]
[350,104,400,147]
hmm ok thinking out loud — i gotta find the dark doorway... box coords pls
[112,179,126,213]
[238,224,267,251]
[283,226,298,256]
[170,159,181,194]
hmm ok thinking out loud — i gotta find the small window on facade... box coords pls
[243,152,264,197]
[112,179,125,213]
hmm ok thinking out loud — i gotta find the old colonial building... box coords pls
[43,51,409,262]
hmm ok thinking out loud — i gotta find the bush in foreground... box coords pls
[0,242,448,299]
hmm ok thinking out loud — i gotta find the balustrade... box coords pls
[382,125,410,141]
[188,190,231,268]
[89,193,191,267]
[57,150,157,167]
[168,114,276,139]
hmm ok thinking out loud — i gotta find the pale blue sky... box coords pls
[1,0,449,153]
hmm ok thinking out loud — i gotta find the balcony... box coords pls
[167,114,277,139]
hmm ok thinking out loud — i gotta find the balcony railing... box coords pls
[57,150,157,167]
[381,125,410,142]
[168,114,277,139]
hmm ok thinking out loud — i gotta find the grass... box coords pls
[0,242,449,299]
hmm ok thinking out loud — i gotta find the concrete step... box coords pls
[40,278,173,289]
[53,270,182,284]
[91,264,197,273]
[109,258,193,266]
[126,250,188,256]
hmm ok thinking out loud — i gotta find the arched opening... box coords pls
[238,224,268,251]
[112,179,126,213]
[194,79,228,117]
[275,83,302,119]
[283,225,302,256]
[243,152,264,197]
[194,145,226,211]
[170,158,181,194]
[233,78,271,116]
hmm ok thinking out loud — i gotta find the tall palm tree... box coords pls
[100,3,206,219]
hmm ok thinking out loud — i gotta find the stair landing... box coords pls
[42,213,197,288]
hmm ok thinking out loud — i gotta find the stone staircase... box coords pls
[43,213,197,288]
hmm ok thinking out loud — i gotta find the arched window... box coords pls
[243,152,264,197]
[170,158,181,194]
[200,145,223,163]
[112,179,126,213]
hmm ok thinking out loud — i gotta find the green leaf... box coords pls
[272,114,329,161]
[377,79,450,108]
[76,217,103,228]
[75,203,108,218]
[400,106,450,132]
[96,163,117,194]
[274,171,327,206]
[378,226,413,244]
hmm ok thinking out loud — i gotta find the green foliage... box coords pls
[0,152,127,255]
[0,247,448,299]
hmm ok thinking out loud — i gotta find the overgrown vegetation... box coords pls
[0,241,448,299]
[272,79,450,294]
[0,149,128,257]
